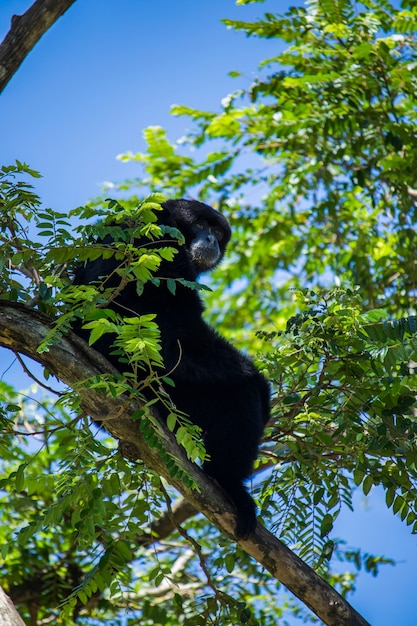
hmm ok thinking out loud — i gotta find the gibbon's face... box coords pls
[162,199,231,275]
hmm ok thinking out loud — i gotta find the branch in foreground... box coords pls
[0,0,77,93]
[0,587,26,626]
[0,300,370,626]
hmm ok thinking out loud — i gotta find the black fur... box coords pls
[73,199,270,538]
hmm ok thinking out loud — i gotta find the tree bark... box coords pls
[0,588,26,626]
[0,300,371,626]
[0,0,77,93]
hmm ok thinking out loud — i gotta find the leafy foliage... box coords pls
[2,0,417,623]
[261,287,417,565]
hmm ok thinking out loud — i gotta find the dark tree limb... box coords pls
[0,0,77,93]
[0,300,371,626]
[136,498,198,546]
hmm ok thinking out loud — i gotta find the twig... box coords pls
[14,351,62,395]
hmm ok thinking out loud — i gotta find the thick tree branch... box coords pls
[0,0,77,93]
[0,300,370,626]
[0,587,26,626]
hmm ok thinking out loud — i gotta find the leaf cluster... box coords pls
[110,0,417,344]
[258,287,417,574]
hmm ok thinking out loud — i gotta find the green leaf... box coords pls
[14,465,25,492]
[167,278,176,295]
[363,476,373,496]
[167,413,177,432]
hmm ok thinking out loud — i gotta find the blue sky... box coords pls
[1,1,416,625]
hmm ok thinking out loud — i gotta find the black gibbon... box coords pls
[73,199,270,538]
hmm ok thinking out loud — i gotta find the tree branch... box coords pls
[0,587,26,626]
[0,0,77,93]
[137,498,198,545]
[0,300,370,626]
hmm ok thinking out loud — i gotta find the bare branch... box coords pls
[13,351,61,395]
[0,0,77,93]
[136,498,198,546]
[0,300,370,626]
[0,587,26,626]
